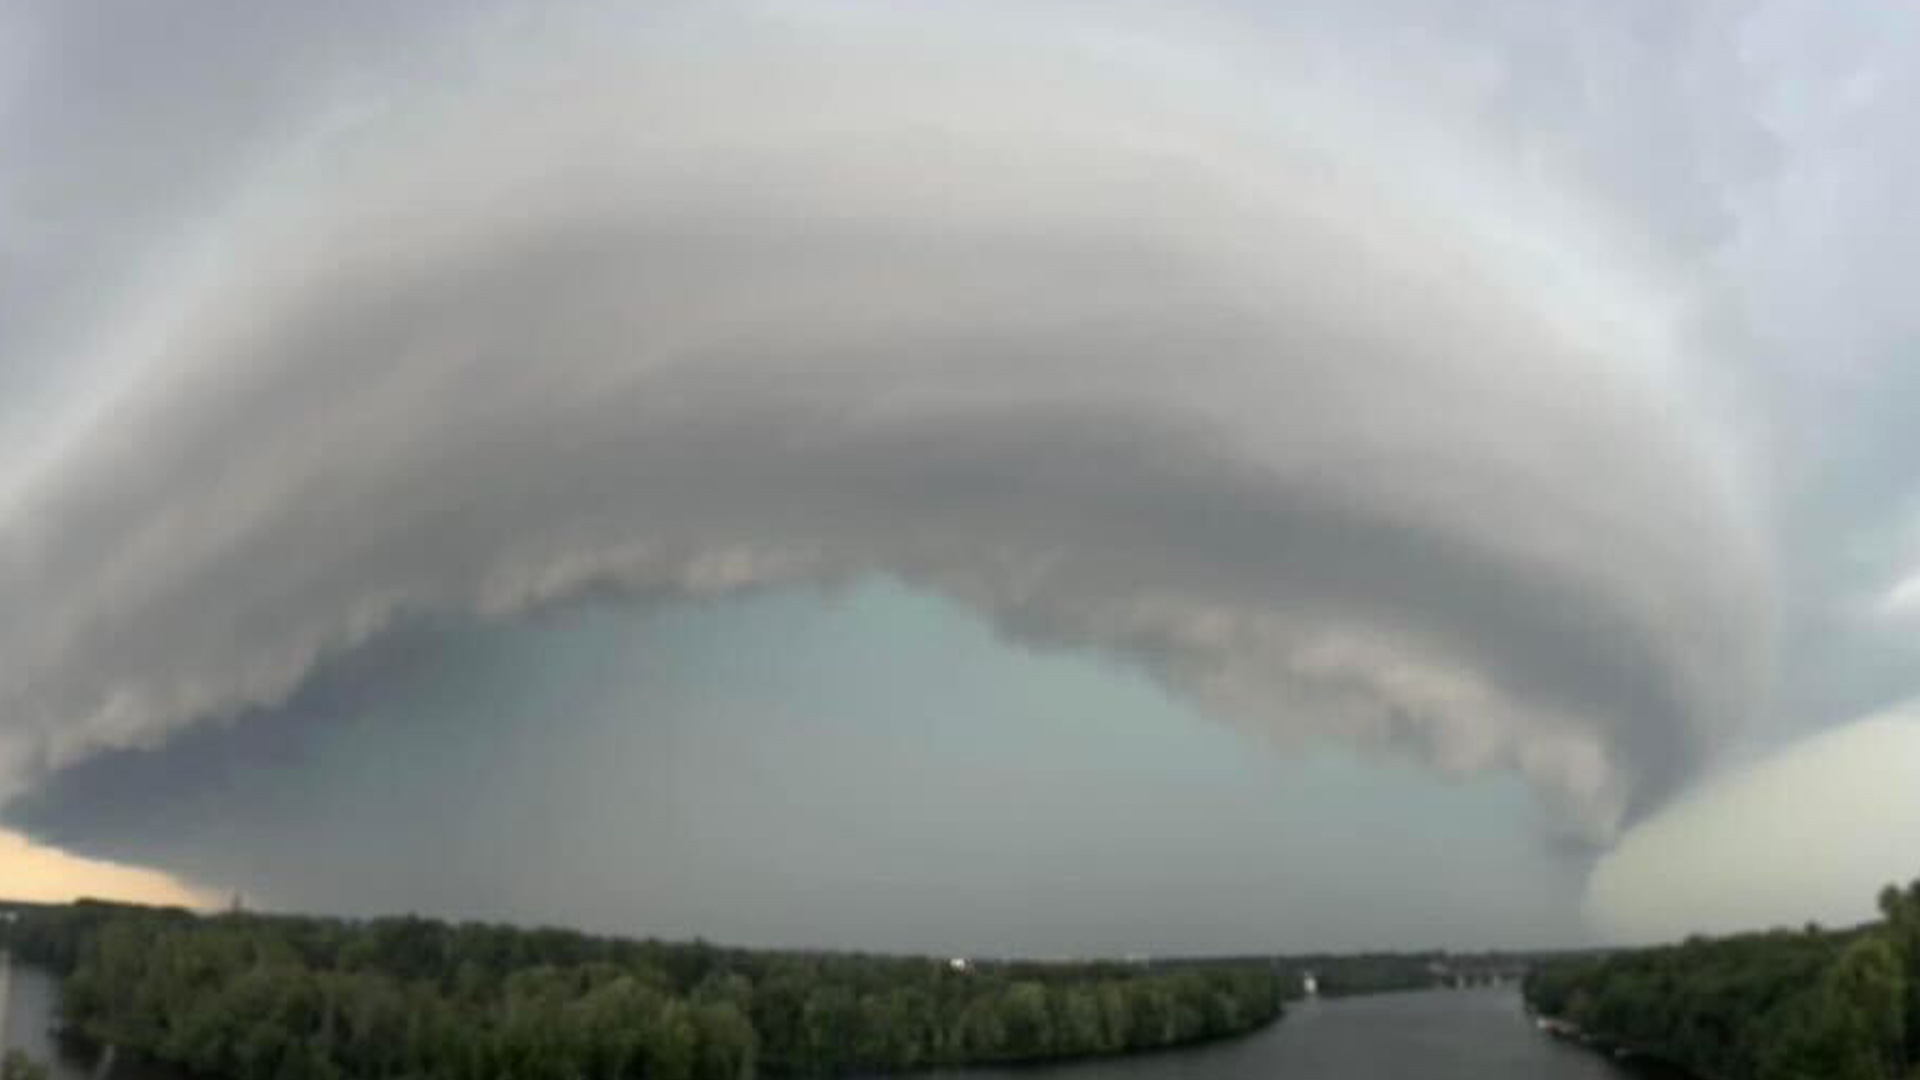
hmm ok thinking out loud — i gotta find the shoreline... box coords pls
[1527,1012,1704,1080]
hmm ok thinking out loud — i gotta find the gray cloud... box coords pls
[0,6,1772,850]
[0,0,460,451]
[4,589,1610,955]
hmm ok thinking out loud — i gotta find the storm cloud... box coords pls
[0,5,1772,850]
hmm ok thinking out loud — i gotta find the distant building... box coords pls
[1301,971,1319,997]
[948,958,971,973]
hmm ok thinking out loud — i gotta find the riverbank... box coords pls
[3,963,91,1080]
[10,949,1681,1080]
[4,901,1288,1079]
[915,988,1679,1079]
[1528,1012,1701,1079]
[1523,879,1920,1080]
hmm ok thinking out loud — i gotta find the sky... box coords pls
[0,0,1917,954]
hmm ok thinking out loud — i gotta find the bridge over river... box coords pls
[1423,958,1532,987]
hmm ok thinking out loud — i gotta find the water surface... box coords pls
[924,987,1685,1080]
[4,961,71,1078]
[3,963,181,1080]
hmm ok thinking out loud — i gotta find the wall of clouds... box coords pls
[10,586,1603,955]
[0,4,1774,848]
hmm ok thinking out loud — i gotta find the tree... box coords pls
[747,971,808,1067]
[1531,878,1920,1080]
[801,984,857,1071]
[1056,986,1105,1055]
[957,993,1008,1059]
[691,1001,758,1080]
[1822,936,1906,1080]
[999,982,1055,1059]
[1879,881,1920,1074]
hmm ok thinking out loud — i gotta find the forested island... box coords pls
[1,901,1286,1079]
[1524,877,1920,1080]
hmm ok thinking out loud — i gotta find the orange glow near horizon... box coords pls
[0,827,212,908]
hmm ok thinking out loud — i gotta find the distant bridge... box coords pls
[1426,958,1530,988]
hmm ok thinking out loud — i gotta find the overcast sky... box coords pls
[1,0,1917,954]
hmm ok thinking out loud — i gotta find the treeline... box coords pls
[2,901,1284,1079]
[1525,877,1920,1080]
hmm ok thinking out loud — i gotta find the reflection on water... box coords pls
[2,963,178,1080]
[921,987,1690,1080]
[3,962,85,1080]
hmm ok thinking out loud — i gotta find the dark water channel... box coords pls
[922,987,1689,1080]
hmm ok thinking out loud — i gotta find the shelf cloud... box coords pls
[0,7,1772,848]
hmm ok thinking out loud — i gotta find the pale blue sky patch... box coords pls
[12,582,1582,953]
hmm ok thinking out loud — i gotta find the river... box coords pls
[3,962,102,1080]
[4,964,1675,1080]
[922,987,1687,1080]
[1,962,170,1080]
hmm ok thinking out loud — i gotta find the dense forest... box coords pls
[1525,878,1920,1080]
[1,901,1285,1079]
